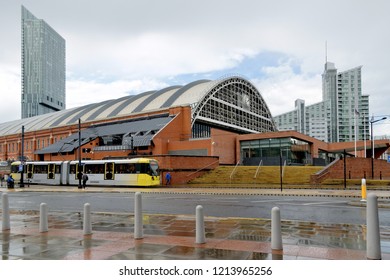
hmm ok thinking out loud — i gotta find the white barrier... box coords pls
[367,193,381,259]
[83,203,92,235]
[196,205,206,244]
[134,192,143,239]
[39,203,48,233]
[271,207,283,250]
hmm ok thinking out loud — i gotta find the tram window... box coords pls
[145,164,152,175]
[115,164,124,174]
[115,164,122,174]
[84,164,104,174]
[35,165,48,174]
[84,164,91,173]
[69,164,84,175]
[150,161,159,176]
[115,163,134,174]
[144,164,151,175]
[55,165,61,174]
[134,163,150,174]
[10,164,19,173]
[70,165,76,174]
[134,163,141,173]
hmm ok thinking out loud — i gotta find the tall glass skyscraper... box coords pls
[21,6,65,119]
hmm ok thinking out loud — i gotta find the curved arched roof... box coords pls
[0,75,276,136]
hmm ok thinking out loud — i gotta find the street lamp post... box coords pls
[78,119,82,189]
[343,149,347,190]
[20,126,25,188]
[370,117,387,179]
[363,112,367,158]
[279,148,283,192]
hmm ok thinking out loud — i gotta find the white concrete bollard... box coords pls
[271,207,283,250]
[367,193,381,259]
[134,192,143,239]
[39,203,48,233]
[2,193,10,231]
[196,205,206,244]
[83,203,92,235]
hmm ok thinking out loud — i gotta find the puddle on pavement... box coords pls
[162,246,252,260]
[229,229,270,242]
[2,211,390,254]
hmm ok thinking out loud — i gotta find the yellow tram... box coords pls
[11,158,160,187]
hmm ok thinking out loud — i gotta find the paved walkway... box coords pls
[1,184,390,260]
[3,182,390,197]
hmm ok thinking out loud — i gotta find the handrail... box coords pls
[311,159,340,184]
[282,160,287,178]
[314,158,340,176]
[230,161,240,180]
[186,159,220,177]
[253,159,263,179]
[315,170,330,180]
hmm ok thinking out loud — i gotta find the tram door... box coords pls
[48,164,55,179]
[26,164,34,179]
[104,162,115,180]
[76,163,84,180]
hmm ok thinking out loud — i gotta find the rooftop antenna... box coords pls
[325,41,328,63]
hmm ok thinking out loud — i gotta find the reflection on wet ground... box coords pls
[1,211,390,260]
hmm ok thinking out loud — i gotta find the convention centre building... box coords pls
[1,75,389,183]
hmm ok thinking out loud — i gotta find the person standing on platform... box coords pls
[82,173,89,189]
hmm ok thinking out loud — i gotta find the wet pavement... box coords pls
[1,184,390,260]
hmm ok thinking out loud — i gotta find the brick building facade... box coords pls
[1,76,389,184]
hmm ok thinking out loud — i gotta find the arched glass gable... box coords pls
[191,76,276,134]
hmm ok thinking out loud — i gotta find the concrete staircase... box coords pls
[189,165,323,185]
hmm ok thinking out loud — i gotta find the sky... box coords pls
[1,0,389,136]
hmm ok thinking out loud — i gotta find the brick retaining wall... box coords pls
[311,157,390,184]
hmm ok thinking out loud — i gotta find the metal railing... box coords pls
[186,160,220,178]
[253,159,263,179]
[282,160,287,178]
[229,161,240,184]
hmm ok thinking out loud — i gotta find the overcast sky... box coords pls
[1,0,389,136]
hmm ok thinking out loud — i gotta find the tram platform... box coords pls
[1,184,390,260]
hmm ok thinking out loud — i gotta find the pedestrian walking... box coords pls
[165,172,171,185]
[7,174,14,188]
[82,173,89,189]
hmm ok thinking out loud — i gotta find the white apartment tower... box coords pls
[322,62,338,142]
[274,62,370,143]
[336,66,369,142]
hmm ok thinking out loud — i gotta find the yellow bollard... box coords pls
[361,178,367,201]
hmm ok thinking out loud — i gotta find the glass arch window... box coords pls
[191,77,276,134]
